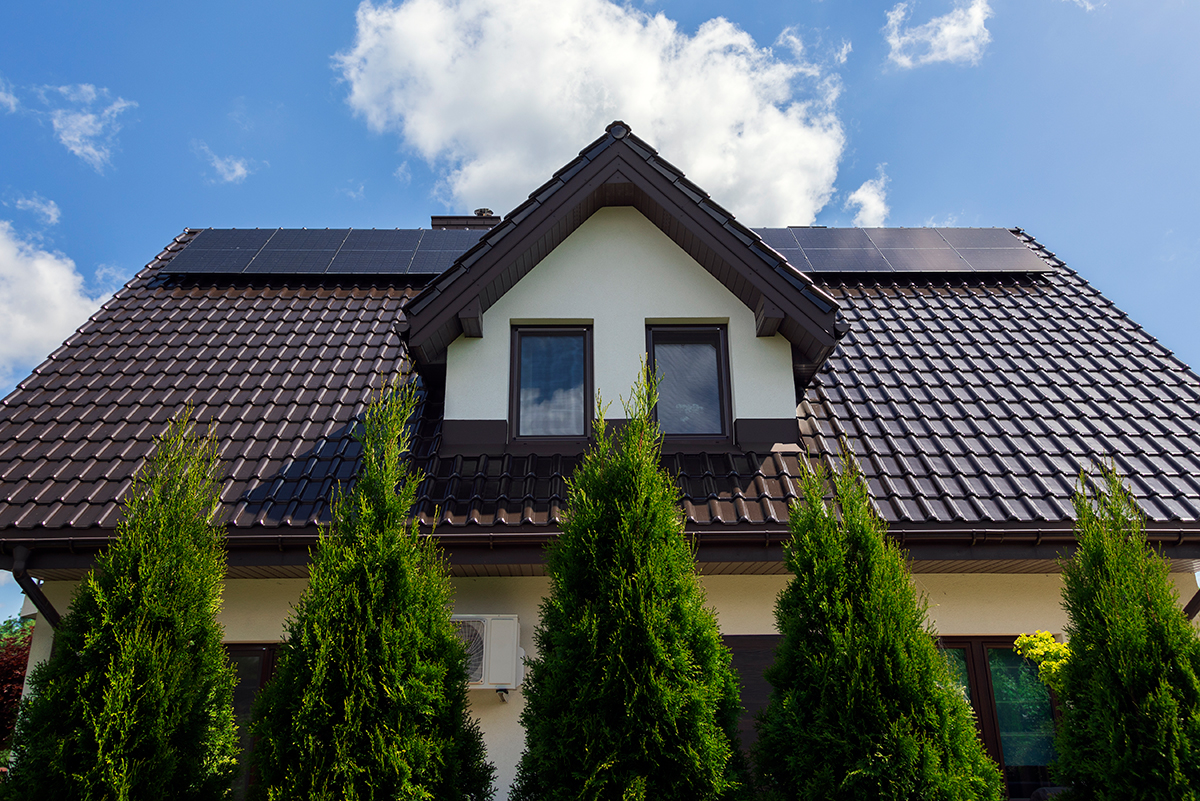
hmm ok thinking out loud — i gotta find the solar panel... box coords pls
[408,249,463,274]
[262,229,349,250]
[165,249,259,273]
[864,228,950,249]
[419,229,487,251]
[771,248,809,270]
[879,249,969,272]
[790,228,872,249]
[341,229,423,250]
[955,248,1053,272]
[244,250,338,273]
[751,228,800,250]
[937,228,1024,249]
[327,250,417,274]
[185,229,276,251]
[802,248,892,272]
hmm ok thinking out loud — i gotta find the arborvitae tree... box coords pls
[754,452,1003,801]
[511,368,746,801]
[250,381,494,801]
[1052,464,1200,799]
[3,410,238,800]
[0,618,33,751]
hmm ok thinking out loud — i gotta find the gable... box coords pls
[444,207,796,425]
[401,122,846,388]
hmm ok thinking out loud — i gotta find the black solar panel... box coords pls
[328,250,416,274]
[263,229,349,250]
[937,228,1024,249]
[245,250,338,273]
[751,228,800,249]
[165,250,261,273]
[802,249,892,272]
[880,249,968,272]
[186,229,276,251]
[408,249,463,274]
[955,248,1052,272]
[864,228,950,249]
[418,229,486,251]
[791,228,872,248]
[772,248,810,270]
[341,229,423,250]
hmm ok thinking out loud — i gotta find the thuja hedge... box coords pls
[511,368,747,801]
[250,381,494,801]
[754,452,1003,801]
[3,411,238,800]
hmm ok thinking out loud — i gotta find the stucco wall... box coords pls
[444,206,797,424]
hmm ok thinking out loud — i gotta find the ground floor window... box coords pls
[940,636,1057,800]
[226,644,279,801]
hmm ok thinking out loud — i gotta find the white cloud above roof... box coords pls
[845,166,889,227]
[38,84,137,173]
[336,0,846,226]
[192,140,256,184]
[0,221,106,392]
[0,78,17,113]
[13,193,61,226]
[884,0,993,69]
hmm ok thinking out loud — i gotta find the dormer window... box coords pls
[647,326,731,439]
[511,327,593,439]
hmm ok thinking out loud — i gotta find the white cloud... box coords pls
[0,78,17,113]
[885,0,992,69]
[336,0,846,226]
[845,165,889,227]
[192,141,255,184]
[835,40,853,65]
[1062,0,1096,9]
[13,194,61,226]
[39,84,137,172]
[0,221,107,390]
[394,162,411,184]
[340,182,366,200]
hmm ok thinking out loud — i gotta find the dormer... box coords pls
[401,122,848,455]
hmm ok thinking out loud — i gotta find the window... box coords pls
[646,326,730,438]
[226,643,279,800]
[941,636,1058,800]
[511,327,592,439]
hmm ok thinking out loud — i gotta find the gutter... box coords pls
[11,546,61,629]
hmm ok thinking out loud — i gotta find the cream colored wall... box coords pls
[219,579,306,642]
[444,207,797,424]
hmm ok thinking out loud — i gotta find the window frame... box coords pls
[509,325,594,443]
[645,324,733,445]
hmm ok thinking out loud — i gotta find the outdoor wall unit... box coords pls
[451,614,525,690]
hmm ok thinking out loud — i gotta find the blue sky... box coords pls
[1,0,1198,616]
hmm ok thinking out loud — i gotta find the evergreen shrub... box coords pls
[511,367,746,801]
[0,618,33,751]
[3,410,238,800]
[250,381,494,801]
[753,452,1003,801]
[1051,464,1200,799]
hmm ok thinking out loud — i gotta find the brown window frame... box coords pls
[226,643,279,798]
[940,635,1060,801]
[509,325,594,444]
[646,324,733,445]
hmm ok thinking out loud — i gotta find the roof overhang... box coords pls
[401,122,846,386]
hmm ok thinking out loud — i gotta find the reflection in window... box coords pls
[987,647,1057,795]
[517,331,587,437]
[943,647,974,705]
[649,328,728,437]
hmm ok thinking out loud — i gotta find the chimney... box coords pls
[430,208,501,230]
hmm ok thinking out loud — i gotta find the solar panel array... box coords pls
[163,228,487,276]
[751,227,1052,274]
[164,226,1049,277]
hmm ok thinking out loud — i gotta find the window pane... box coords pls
[519,333,585,437]
[656,341,722,435]
[230,653,264,801]
[942,647,973,706]
[987,647,1056,797]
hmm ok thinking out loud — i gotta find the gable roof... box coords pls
[400,121,847,387]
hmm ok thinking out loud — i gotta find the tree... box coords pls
[1048,464,1200,799]
[0,617,33,751]
[510,367,746,801]
[753,451,1004,801]
[250,380,494,801]
[3,410,239,800]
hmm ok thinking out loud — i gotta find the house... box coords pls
[3,121,1200,800]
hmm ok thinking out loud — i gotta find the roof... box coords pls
[4,221,1200,578]
[400,121,846,387]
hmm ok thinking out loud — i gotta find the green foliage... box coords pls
[753,451,1003,801]
[1053,464,1200,799]
[250,381,494,801]
[1013,631,1070,696]
[3,410,238,800]
[511,367,746,801]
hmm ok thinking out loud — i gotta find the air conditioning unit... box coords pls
[451,614,525,690]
